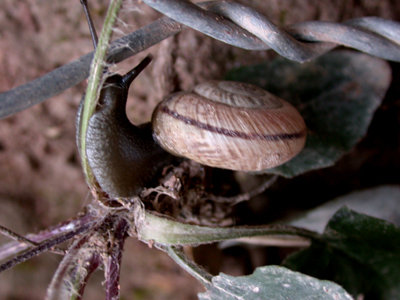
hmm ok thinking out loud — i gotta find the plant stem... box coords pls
[134,203,322,245]
[45,233,95,300]
[79,0,124,189]
[105,218,129,300]
[165,246,213,287]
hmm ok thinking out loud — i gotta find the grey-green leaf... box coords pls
[225,51,391,177]
[284,207,400,300]
[198,265,353,300]
[134,203,318,245]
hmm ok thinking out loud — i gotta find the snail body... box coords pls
[77,58,175,199]
[152,81,306,171]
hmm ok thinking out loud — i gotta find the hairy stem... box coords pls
[79,0,124,189]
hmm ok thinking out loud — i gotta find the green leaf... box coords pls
[284,207,400,300]
[225,51,391,177]
[198,265,353,300]
[166,247,352,300]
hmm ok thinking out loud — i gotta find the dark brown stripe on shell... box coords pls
[161,105,305,141]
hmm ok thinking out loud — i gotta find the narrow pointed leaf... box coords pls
[134,204,319,245]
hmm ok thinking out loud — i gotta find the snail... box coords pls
[78,72,306,199]
[77,0,307,200]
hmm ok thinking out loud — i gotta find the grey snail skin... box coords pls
[152,80,307,171]
[76,57,176,199]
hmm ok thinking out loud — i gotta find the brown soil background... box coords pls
[0,0,400,299]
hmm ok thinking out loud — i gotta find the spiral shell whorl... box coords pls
[194,81,283,109]
[152,81,306,171]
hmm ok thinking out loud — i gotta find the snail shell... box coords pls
[152,81,306,171]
